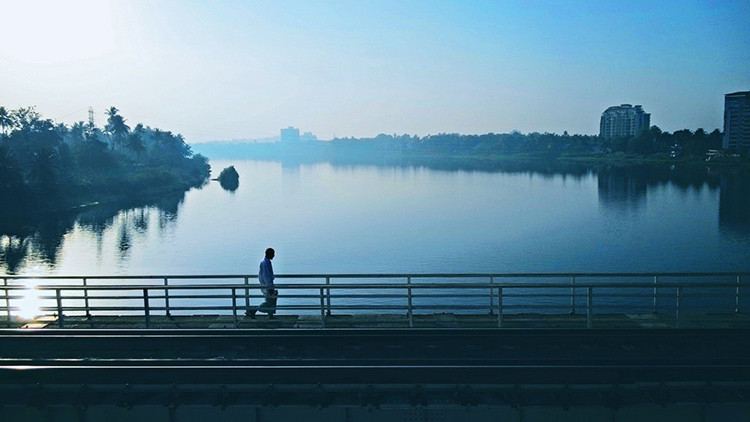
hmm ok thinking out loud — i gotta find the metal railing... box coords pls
[0,272,747,328]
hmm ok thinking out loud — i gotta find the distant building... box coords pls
[300,131,318,142]
[599,104,650,140]
[280,126,300,143]
[723,91,750,151]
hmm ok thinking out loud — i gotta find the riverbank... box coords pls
[0,106,212,216]
[1,168,209,219]
[193,141,750,169]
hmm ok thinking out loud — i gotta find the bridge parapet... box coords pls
[1,272,748,329]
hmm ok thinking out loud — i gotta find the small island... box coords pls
[216,165,239,191]
[0,105,211,213]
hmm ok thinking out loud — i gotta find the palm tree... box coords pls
[126,131,146,159]
[70,121,86,143]
[54,122,69,138]
[105,106,130,151]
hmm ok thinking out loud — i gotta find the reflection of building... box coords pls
[719,173,750,231]
[723,91,750,151]
[599,104,650,139]
[281,127,300,143]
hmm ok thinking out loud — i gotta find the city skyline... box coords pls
[1,0,748,142]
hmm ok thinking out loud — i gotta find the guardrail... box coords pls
[1,273,747,328]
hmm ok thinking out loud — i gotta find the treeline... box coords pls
[330,126,726,159]
[0,106,210,210]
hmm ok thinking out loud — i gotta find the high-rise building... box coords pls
[599,104,650,140]
[280,126,300,143]
[723,91,750,151]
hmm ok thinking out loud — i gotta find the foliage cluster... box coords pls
[330,127,727,160]
[0,106,210,210]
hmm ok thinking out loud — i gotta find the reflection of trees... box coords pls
[0,191,187,274]
[328,157,596,181]
[0,237,29,274]
[157,194,181,232]
[117,219,132,260]
[30,217,70,265]
[134,209,149,233]
[597,167,649,211]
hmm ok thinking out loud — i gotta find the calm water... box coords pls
[2,159,750,276]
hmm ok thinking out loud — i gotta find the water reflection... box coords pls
[0,237,29,274]
[719,171,750,232]
[597,167,649,212]
[596,164,721,213]
[15,281,43,319]
[219,177,239,192]
[0,191,187,274]
[281,161,301,196]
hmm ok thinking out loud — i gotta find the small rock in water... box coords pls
[217,166,239,191]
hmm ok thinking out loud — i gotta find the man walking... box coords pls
[248,248,277,319]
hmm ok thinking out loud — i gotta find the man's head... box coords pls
[265,248,275,260]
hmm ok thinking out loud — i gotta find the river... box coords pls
[2,159,749,276]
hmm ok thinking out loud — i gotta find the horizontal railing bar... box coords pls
[38,307,736,314]
[7,281,747,290]
[3,272,749,280]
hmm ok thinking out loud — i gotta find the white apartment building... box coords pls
[599,104,651,140]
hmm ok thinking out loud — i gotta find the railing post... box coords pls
[497,287,503,328]
[489,277,494,315]
[652,276,658,313]
[83,278,90,318]
[587,286,593,329]
[319,288,326,328]
[244,277,250,310]
[407,277,413,328]
[675,286,682,328]
[736,275,742,313]
[164,277,171,317]
[232,288,238,328]
[3,278,9,319]
[56,289,64,328]
[143,289,150,329]
[570,276,576,314]
[326,277,331,316]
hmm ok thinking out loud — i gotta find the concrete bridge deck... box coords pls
[1,326,750,421]
[2,271,749,421]
[5,311,750,330]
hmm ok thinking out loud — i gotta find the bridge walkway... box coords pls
[6,311,750,329]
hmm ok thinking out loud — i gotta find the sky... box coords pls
[1,0,748,142]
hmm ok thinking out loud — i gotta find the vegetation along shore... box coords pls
[0,106,210,214]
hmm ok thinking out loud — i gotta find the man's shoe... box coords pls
[246,309,256,319]
[268,314,277,320]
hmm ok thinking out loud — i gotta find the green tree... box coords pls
[0,143,27,201]
[69,121,86,144]
[11,106,42,132]
[105,106,130,151]
[126,123,146,159]
[54,122,69,138]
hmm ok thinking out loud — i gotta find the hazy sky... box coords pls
[1,0,748,142]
